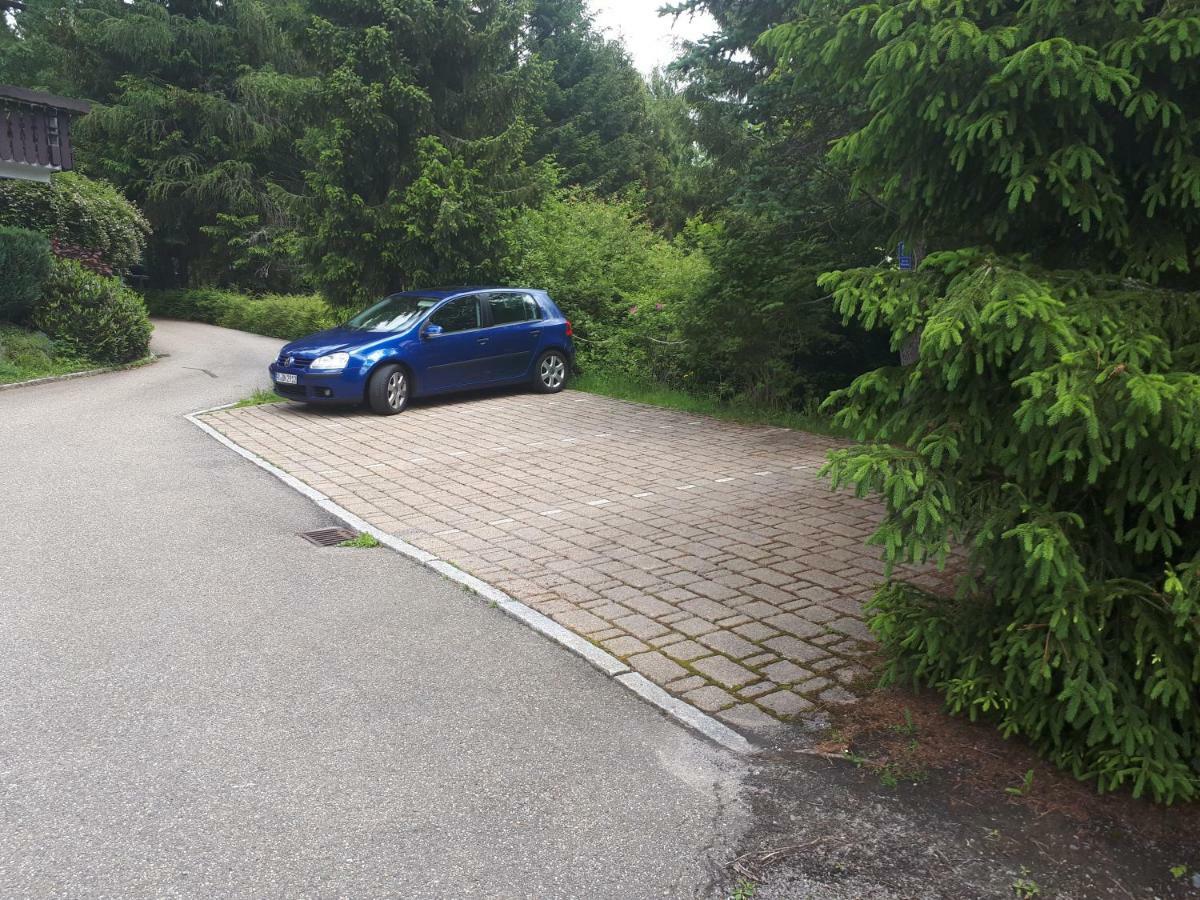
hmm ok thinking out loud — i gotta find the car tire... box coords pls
[366,364,410,415]
[532,350,569,394]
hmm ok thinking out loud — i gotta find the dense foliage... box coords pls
[0,227,52,322]
[35,259,152,363]
[503,193,710,382]
[767,0,1200,801]
[0,172,150,271]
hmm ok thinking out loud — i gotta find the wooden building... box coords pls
[0,85,90,183]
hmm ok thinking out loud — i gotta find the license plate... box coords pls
[275,373,298,385]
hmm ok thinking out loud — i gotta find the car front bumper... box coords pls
[268,362,367,404]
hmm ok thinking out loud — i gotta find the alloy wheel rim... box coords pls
[541,355,565,389]
[387,372,407,409]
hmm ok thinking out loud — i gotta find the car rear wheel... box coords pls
[533,350,568,393]
[367,364,410,415]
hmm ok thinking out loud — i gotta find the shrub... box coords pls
[0,227,52,322]
[35,259,152,364]
[822,251,1200,804]
[0,172,150,271]
[144,288,335,341]
[501,193,710,384]
[0,325,84,382]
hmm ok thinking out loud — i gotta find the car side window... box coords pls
[489,292,542,326]
[429,295,481,333]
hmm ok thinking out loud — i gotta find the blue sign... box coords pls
[897,241,915,271]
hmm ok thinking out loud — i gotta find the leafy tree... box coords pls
[767,0,1200,801]
[0,172,151,271]
[503,192,710,381]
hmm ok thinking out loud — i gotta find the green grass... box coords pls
[572,370,844,436]
[0,324,96,384]
[338,532,381,549]
[233,388,287,408]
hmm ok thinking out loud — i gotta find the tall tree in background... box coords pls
[526,0,660,198]
[667,0,891,405]
[2,0,313,287]
[292,0,553,307]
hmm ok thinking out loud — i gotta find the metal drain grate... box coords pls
[299,527,359,547]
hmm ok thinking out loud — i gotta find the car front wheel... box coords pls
[367,364,410,415]
[533,350,568,393]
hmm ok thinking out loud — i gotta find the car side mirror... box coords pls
[423,323,443,338]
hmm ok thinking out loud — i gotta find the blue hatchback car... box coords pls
[269,287,575,415]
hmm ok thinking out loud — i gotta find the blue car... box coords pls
[269,287,575,415]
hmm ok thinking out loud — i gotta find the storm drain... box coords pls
[299,527,359,547]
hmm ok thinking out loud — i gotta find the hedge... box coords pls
[144,288,337,341]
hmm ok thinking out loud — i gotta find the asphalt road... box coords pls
[0,319,746,899]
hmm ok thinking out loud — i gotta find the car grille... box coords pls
[274,382,307,398]
[278,356,312,369]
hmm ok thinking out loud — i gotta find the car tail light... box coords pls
[565,320,573,337]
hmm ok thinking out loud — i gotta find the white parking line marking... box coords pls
[448,451,467,457]
[541,508,564,516]
[754,471,771,476]
[593,432,610,437]
[409,456,429,463]
[489,518,515,525]
[491,446,512,452]
[435,529,461,536]
[586,499,611,506]
[365,463,387,469]
[791,464,811,469]
[715,477,735,483]
[633,492,653,498]
[677,484,697,490]
[561,438,578,443]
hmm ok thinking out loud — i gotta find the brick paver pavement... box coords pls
[205,391,894,733]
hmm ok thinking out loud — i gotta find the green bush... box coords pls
[501,193,710,384]
[0,226,51,322]
[144,288,336,340]
[0,325,86,382]
[0,172,150,271]
[822,252,1200,804]
[35,259,152,364]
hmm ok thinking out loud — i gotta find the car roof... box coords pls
[394,286,541,300]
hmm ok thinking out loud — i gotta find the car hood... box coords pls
[280,327,398,359]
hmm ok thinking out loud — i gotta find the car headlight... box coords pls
[310,352,350,371]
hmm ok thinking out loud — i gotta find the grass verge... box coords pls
[0,325,95,384]
[233,388,286,409]
[572,370,844,437]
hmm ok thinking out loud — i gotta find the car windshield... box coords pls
[346,294,440,332]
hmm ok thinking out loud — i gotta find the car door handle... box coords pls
[529,329,541,337]
[477,337,489,345]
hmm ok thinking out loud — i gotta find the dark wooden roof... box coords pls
[0,85,91,115]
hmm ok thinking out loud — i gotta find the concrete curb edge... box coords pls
[184,403,755,757]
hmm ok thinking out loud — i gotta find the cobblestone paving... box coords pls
[206,391,894,734]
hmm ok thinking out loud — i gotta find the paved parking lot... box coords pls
[205,390,892,734]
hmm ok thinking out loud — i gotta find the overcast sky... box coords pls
[589,1,717,74]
